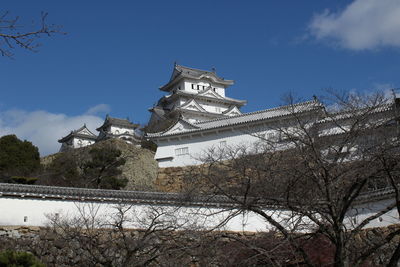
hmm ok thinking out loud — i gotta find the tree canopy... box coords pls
[41,144,127,190]
[0,135,40,181]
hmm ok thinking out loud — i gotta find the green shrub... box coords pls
[0,250,44,267]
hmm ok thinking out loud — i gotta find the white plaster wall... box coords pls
[0,197,269,232]
[183,81,198,94]
[110,126,134,135]
[183,80,225,96]
[198,100,229,114]
[0,197,397,231]
[215,86,225,97]
[345,199,400,228]
[155,125,267,167]
[73,138,95,149]
[182,113,219,124]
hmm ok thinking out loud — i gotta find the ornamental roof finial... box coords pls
[211,67,216,73]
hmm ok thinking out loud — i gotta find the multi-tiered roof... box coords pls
[148,64,247,130]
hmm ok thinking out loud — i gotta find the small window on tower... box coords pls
[175,147,189,156]
[191,84,195,89]
[197,85,200,90]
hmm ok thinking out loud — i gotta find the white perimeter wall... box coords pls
[1,197,397,231]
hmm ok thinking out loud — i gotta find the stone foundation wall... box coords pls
[155,166,187,192]
[0,226,81,267]
[1,226,399,266]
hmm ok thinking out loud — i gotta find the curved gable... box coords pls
[198,87,224,99]
[180,99,207,112]
[223,106,242,116]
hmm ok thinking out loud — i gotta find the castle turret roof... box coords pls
[159,64,234,92]
[58,124,97,143]
[96,116,139,131]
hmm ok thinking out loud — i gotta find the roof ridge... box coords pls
[195,99,321,125]
[176,64,214,74]
[176,90,246,104]
[317,101,394,124]
[75,124,96,136]
[148,118,200,136]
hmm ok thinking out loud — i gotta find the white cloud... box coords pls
[0,105,109,156]
[85,104,111,115]
[309,0,400,50]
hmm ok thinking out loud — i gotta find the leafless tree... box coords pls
[0,11,63,58]
[45,203,205,266]
[183,91,400,266]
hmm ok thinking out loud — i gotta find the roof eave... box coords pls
[148,106,321,139]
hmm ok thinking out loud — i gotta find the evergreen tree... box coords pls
[84,146,127,189]
[0,135,40,182]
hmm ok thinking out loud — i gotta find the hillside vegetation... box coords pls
[40,139,158,191]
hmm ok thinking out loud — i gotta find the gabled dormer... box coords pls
[223,106,242,116]
[58,124,97,152]
[197,87,225,99]
[180,99,208,113]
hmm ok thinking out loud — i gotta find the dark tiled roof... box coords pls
[317,102,394,124]
[97,116,139,131]
[147,99,323,138]
[58,125,97,143]
[0,183,239,208]
[0,183,393,207]
[160,64,234,92]
[175,90,247,106]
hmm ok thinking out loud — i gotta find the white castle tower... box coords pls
[58,124,97,152]
[148,64,246,131]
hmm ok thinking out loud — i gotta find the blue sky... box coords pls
[1,0,400,155]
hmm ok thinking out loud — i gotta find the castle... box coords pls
[4,64,399,237]
[60,64,400,170]
[146,64,400,168]
[58,115,140,152]
[148,64,246,129]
